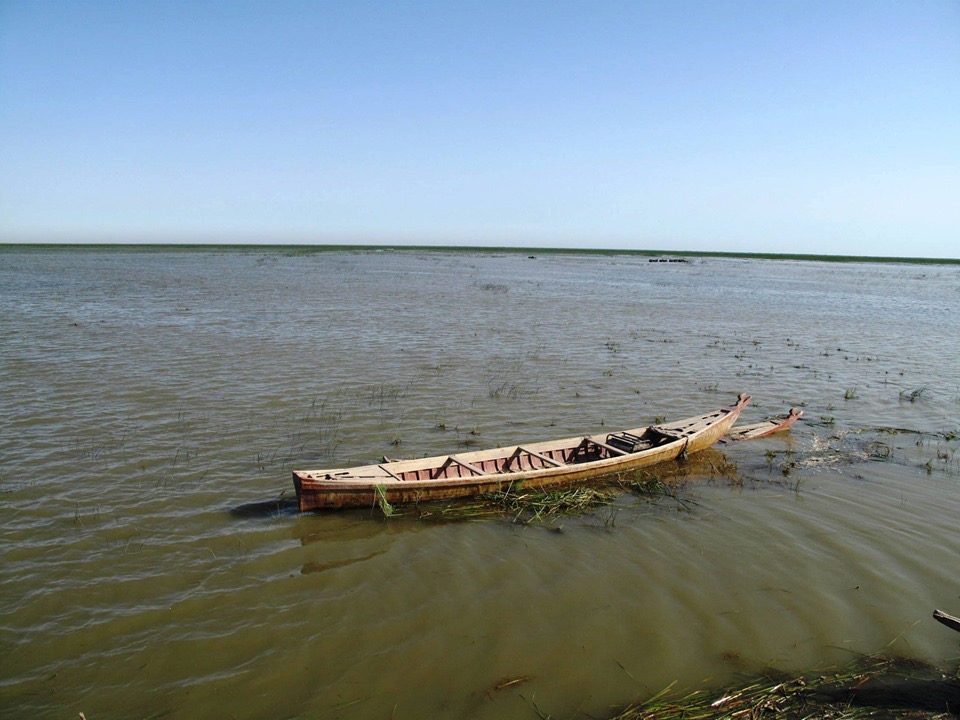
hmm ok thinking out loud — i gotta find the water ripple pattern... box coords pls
[1,247,959,719]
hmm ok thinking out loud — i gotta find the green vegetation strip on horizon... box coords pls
[2,243,957,264]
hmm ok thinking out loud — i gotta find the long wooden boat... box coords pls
[724,408,802,442]
[293,394,751,510]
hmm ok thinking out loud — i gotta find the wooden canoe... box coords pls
[724,408,803,442]
[293,394,751,510]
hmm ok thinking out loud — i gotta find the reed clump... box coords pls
[486,487,617,521]
[610,654,960,720]
[412,485,626,522]
[410,471,706,523]
[900,387,928,402]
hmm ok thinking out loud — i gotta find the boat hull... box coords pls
[293,394,750,510]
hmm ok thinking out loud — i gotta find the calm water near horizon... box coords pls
[1,247,959,719]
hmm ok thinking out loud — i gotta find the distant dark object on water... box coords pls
[649,257,689,263]
[934,609,960,633]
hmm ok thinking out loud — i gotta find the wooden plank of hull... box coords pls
[293,394,750,510]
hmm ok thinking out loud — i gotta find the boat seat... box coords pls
[585,437,628,456]
[605,431,646,453]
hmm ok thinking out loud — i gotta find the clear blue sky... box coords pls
[1,1,958,257]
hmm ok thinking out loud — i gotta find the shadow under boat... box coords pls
[229,496,299,518]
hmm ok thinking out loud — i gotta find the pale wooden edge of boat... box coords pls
[724,408,802,442]
[293,394,750,510]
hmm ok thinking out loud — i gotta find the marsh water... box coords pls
[1,247,959,720]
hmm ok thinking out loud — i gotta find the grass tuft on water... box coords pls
[412,485,622,523]
[487,487,616,522]
[409,471,708,523]
[900,387,929,403]
[608,654,960,720]
[408,456,740,523]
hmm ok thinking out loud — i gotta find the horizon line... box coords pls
[2,241,958,265]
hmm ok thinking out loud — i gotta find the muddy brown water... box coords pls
[1,247,959,719]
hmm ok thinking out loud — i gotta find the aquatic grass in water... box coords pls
[900,386,928,402]
[408,463,724,523]
[411,486,620,523]
[487,486,617,522]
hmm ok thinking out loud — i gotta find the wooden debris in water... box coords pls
[484,674,533,700]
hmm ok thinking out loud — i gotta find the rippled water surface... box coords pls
[2,247,959,719]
